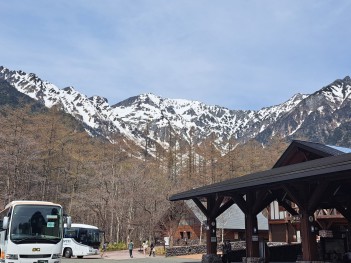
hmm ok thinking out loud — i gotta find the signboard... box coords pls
[211,237,217,242]
[252,235,258,241]
[164,237,170,246]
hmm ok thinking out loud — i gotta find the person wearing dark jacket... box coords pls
[149,243,155,257]
[222,240,231,263]
[128,240,134,258]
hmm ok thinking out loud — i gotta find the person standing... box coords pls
[128,240,134,258]
[142,240,148,256]
[222,240,231,263]
[149,243,155,257]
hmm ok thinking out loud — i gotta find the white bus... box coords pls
[0,200,71,263]
[62,223,102,258]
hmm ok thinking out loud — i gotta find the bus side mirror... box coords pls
[66,216,72,228]
[2,216,9,230]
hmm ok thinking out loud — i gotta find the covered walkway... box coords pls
[170,141,351,262]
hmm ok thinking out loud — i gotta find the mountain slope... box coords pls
[256,76,351,144]
[0,79,38,107]
[1,66,350,151]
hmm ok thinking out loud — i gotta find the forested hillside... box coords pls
[0,92,288,245]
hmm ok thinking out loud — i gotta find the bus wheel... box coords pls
[64,248,73,258]
[77,256,83,259]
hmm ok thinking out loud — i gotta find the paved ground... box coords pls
[62,250,202,263]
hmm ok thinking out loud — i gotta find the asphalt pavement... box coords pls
[61,250,201,263]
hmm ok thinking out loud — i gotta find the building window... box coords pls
[180,231,191,240]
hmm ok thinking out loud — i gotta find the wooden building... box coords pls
[175,200,268,244]
[170,140,351,262]
[268,141,351,245]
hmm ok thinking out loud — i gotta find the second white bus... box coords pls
[62,223,102,258]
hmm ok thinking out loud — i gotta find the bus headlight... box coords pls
[5,254,18,260]
[52,254,61,259]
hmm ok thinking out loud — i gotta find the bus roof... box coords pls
[65,223,99,230]
[5,200,62,209]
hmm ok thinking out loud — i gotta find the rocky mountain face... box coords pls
[256,76,351,145]
[1,66,350,152]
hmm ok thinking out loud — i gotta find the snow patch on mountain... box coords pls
[1,66,350,152]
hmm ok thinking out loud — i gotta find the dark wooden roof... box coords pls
[273,140,345,168]
[170,142,351,202]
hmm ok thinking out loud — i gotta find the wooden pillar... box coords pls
[206,196,217,255]
[300,209,318,261]
[268,225,272,242]
[245,192,259,258]
[283,182,328,261]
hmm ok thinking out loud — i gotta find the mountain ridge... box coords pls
[1,65,350,152]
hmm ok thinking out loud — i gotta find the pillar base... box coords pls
[242,257,264,263]
[201,254,222,263]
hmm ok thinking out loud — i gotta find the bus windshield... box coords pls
[10,204,62,244]
[64,227,101,248]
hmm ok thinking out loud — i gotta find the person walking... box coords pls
[100,242,107,258]
[149,243,155,257]
[128,240,134,258]
[142,240,148,256]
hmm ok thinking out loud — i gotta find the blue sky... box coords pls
[1,1,350,110]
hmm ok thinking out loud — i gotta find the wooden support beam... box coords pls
[253,190,276,215]
[210,195,224,218]
[307,181,330,212]
[333,201,351,222]
[193,195,236,256]
[192,197,209,217]
[278,199,298,216]
[282,184,305,209]
[230,193,248,214]
[216,198,235,218]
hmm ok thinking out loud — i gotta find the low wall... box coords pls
[165,245,206,257]
[165,241,299,259]
[165,241,247,257]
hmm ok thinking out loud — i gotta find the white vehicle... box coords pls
[62,223,102,258]
[0,200,71,263]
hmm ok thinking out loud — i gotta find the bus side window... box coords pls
[64,229,77,238]
[79,229,88,243]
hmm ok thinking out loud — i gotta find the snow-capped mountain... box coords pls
[256,76,351,144]
[111,92,306,147]
[1,66,350,152]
